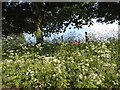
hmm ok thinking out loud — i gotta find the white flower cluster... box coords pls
[89,73,98,80]
[101,53,111,58]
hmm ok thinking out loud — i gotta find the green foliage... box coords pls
[2,36,120,89]
[3,2,120,36]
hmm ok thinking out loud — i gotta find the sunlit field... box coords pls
[2,35,120,89]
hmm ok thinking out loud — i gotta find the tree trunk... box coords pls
[35,17,44,45]
[32,3,45,45]
[36,25,43,44]
[36,34,43,44]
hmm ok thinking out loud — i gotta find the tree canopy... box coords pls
[2,2,120,37]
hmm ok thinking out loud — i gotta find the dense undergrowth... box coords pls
[2,36,120,89]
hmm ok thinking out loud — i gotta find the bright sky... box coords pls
[24,19,118,43]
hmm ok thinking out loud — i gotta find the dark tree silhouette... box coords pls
[2,2,120,44]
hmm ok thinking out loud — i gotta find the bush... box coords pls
[2,36,120,89]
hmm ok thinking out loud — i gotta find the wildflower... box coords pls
[85,46,89,50]
[79,74,83,79]
[56,64,62,73]
[53,59,58,62]
[34,78,37,82]
[91,45,95,49]
[90,58,94,61]
[53,74,56,77]
[90,73,98,79]
[85,63,89,66]
[103,63,111,67]
[97,80,102,85]
[9,50,14,52]
[79,63,84,65]
[58,57,62,59]
[107,41,110,43]
[74,52,77,54]
[86,59,89,61]
[27,52,30,54]
[102,43,107,48]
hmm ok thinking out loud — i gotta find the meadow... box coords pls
[2,35,120,89]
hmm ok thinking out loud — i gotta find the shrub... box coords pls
[2,36,120,89]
